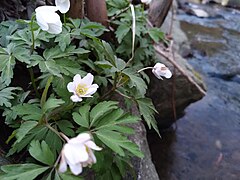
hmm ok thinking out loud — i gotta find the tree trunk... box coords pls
[85,0,108,27]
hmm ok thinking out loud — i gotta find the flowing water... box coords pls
[148,3,240,180]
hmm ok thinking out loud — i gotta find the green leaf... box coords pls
[102,41,116,66]
[96,130,143,158]
[0,85,20,107]
[73,105,91,128]
[29,140,55,165]
[12,103,42,121]
[0,45,16,85]
[42,97,65,114]
[123,69,147,96]
[115,24,130,43]
[0,163,49,180]
[55,32,71,51]
[90,101,118,127]
[136,98,160,136]
[148,28,165,43]
[56,120,74,136]
[15,121,38,143]
[59,172,83,180]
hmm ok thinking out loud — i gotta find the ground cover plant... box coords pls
[0,0,172,179]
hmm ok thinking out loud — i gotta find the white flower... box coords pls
[67,73,99,102]
[152,63,172,80]
[59,133,102,175]
[55,0,70,14]
[141,0,152,5]
[35,6,62,34]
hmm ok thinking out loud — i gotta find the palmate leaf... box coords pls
[136,98,160,136]
[0,86,20,107]
[89,101,119,127]
[73,105,91,128]
[0,45,16,86]
[29,140,55,166]
[95,130,143,158]
[11,103,42,121]
[15,121,38,143]
[115,24,130,43]
[123,68,147,96]
[42,97,65,114]
[0,163,49,180]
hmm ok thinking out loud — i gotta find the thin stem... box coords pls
[137,67,153,73]
[29,68,40,98]
[63,14,66,26]
[59,132,70,142]
[30,15,35,52]
[46,123,64,141]
[115,90,132,100]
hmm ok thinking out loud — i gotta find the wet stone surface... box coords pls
[148,2,240,180]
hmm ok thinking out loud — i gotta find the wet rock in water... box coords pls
[148,0,206,128]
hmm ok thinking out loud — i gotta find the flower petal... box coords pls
[64,143,89,163]
[85,84,98,96]
[164,69,172,79]
[59,152,67,173]
[73,133,91,144]
[73,74,82,84]
[68,162,83,175]
[55,0,70,14]
[81,73,94,86]
[70,95,82,102]
[85,141,102,151]
[67,82,76,93]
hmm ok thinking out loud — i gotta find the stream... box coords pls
[148,2,240,179]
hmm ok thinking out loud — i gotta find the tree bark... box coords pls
[85,0,108,27]
[68,0,84,18]
[149,0,173,27]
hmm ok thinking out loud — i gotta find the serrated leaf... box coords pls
[12,103,42,121]
[29,140,55,165]
[0,163,48,180]
[90,101,118,127]
[123,69,147,95]
[0,45,16,85]
[39,60,62,77]
[136,98,160,136]
[56,120,74,136]
[0,86,20,107]
[16,121,38,143]
[42,97,65,114]
[55,32,71,52]
[96,130,143,158]
[148,28,165,43]
[102,41,116,66]
[115,24,130,43]
[73,105,91,128]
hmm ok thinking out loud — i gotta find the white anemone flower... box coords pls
[152,63,172,80]
[59,133,102,175]
[141,0,152,5]
[55,0,70,14]
[35,6,62,34]
[67,73,99,102]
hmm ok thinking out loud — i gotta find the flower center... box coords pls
[76,84,88,96]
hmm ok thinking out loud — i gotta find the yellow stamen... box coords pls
[76,84,88,96]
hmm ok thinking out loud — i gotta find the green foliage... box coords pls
[29,140,55,165]
[0,0,169,178]
[0,164,49,180]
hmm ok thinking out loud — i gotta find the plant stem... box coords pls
[29,68,40,98]
[137,67,153,73]
[46,123,64,141]
[30,15,35,52]
[63,13,66,26]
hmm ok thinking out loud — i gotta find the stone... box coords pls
[148,0,206,128]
